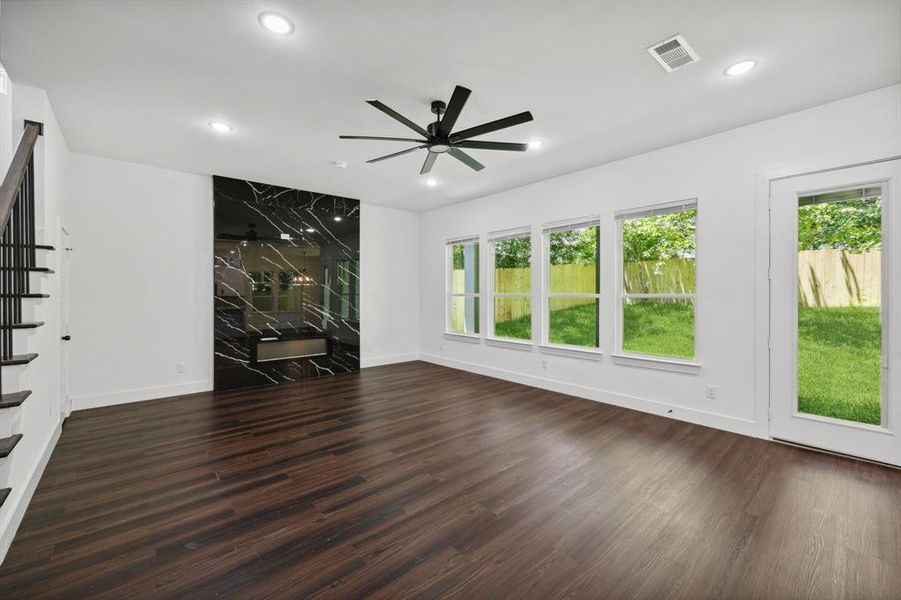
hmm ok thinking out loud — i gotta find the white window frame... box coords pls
[614,199,700,372]
[445,235,481,338]
[487,227,533,345]
[540,216,602,354]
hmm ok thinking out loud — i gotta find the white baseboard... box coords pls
[0,420,62,565]
[420,353,763,439]
[71,379,213,412]
[361,353,420,369]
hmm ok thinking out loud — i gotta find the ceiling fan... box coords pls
[339,85,533,174]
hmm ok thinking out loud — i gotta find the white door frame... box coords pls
[755,144,901,461]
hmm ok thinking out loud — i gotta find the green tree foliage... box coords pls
[549,226,598,265]
[494,237,532,268]
[798,198,881,252]
[622,209,696,262]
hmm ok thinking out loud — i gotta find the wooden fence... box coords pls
[451,248,880,329]
[798,248,880,307]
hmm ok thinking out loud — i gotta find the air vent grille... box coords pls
[648,35,700,72]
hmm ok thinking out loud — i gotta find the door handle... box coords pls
[61,335,71,341]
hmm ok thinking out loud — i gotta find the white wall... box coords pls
[360,203,420,367]
[0,83,69,563]
[66,153,214,409]
[418,84,901,439]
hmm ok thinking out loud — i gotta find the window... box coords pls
[617,201,697,360]
[489,229,532,341]
[542,219,600,348]
[447,237,480,335]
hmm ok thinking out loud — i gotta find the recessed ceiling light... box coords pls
[724,60,757,77]
[333,161,348,169]
[527,139,544,150]
[425,177,438,187]
[280,233,292,240]
[209,121,232,133]
[305,227,315,233]
[333,216,342,222]
[258,12,294,35]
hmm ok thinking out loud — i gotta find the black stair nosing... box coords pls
[0,244,54,251]
[1,321,45,330]
[0,293,49,299]
[1,353,38,366]
[0,390,31,409]
[0,488,9,508]
[0,266,54,273]
[0,433,22,458]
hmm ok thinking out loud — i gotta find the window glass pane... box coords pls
[494,297,531,340]
[549,225,598,294]
[549,297,598,347]
[623,298,694,358]
[451,241,480,294]
[450,296,480,334]
[797,190,881,425]
[494,236,531,294]
[623,209,696,294]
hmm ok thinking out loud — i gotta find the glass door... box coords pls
[769,160,901,465]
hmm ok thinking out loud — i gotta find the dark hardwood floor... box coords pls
[1,361,900,599]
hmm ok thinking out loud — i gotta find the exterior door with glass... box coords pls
[769,160,901,465]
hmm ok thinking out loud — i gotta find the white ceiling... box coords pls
[1,1,899,211]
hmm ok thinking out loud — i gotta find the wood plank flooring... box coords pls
[1,361,900,599]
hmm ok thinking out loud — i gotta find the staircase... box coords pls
[0,121,51,509]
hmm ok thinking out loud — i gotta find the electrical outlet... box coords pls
[439,344,444,352]
[705,385,717,400]
[176,362,185,374]
[541,360,548,370]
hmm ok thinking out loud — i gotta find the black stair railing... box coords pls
[0,120,46,507]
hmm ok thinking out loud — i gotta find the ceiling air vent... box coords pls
[647,34,699,72]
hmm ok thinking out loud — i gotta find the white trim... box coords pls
[71,380,213,411]
[611,352,701,374]
[445,234,479,245]
[539,344,604,360]
[443,332,482,344]
[486,337,534,351]
[487,225,531,241]
[420,353,759,438]
[361,353,420,368]
[542,214,601,234]
[615,198,698,220]
[0,422,62,566]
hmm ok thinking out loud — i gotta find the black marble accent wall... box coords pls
[213,176,360,391]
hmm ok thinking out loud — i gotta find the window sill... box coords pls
[443,332,482,344]
[539,344,603,361]
[485,337,534,351]
[611,353,701,374]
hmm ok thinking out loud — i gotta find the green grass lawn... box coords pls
[496,302,882,426]
[798,306,881,425]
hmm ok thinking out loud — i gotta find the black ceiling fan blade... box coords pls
[366,145,427,164]
[448,148,485,172]
[420,152,438,175]
[453,141,529,152]
[365,100,430,137]
[340,135,426,143]
[450,111,534,142]
[437,85,471,137]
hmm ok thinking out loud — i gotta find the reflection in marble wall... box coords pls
[213,176,360,390]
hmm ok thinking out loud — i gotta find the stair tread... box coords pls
[1,353,38,366]
[0,488,9,508]
[0,293,49,298]
[1,321,44,330]
[0,390,31,409]
[0,266,53,273]
[0,433,23,458]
